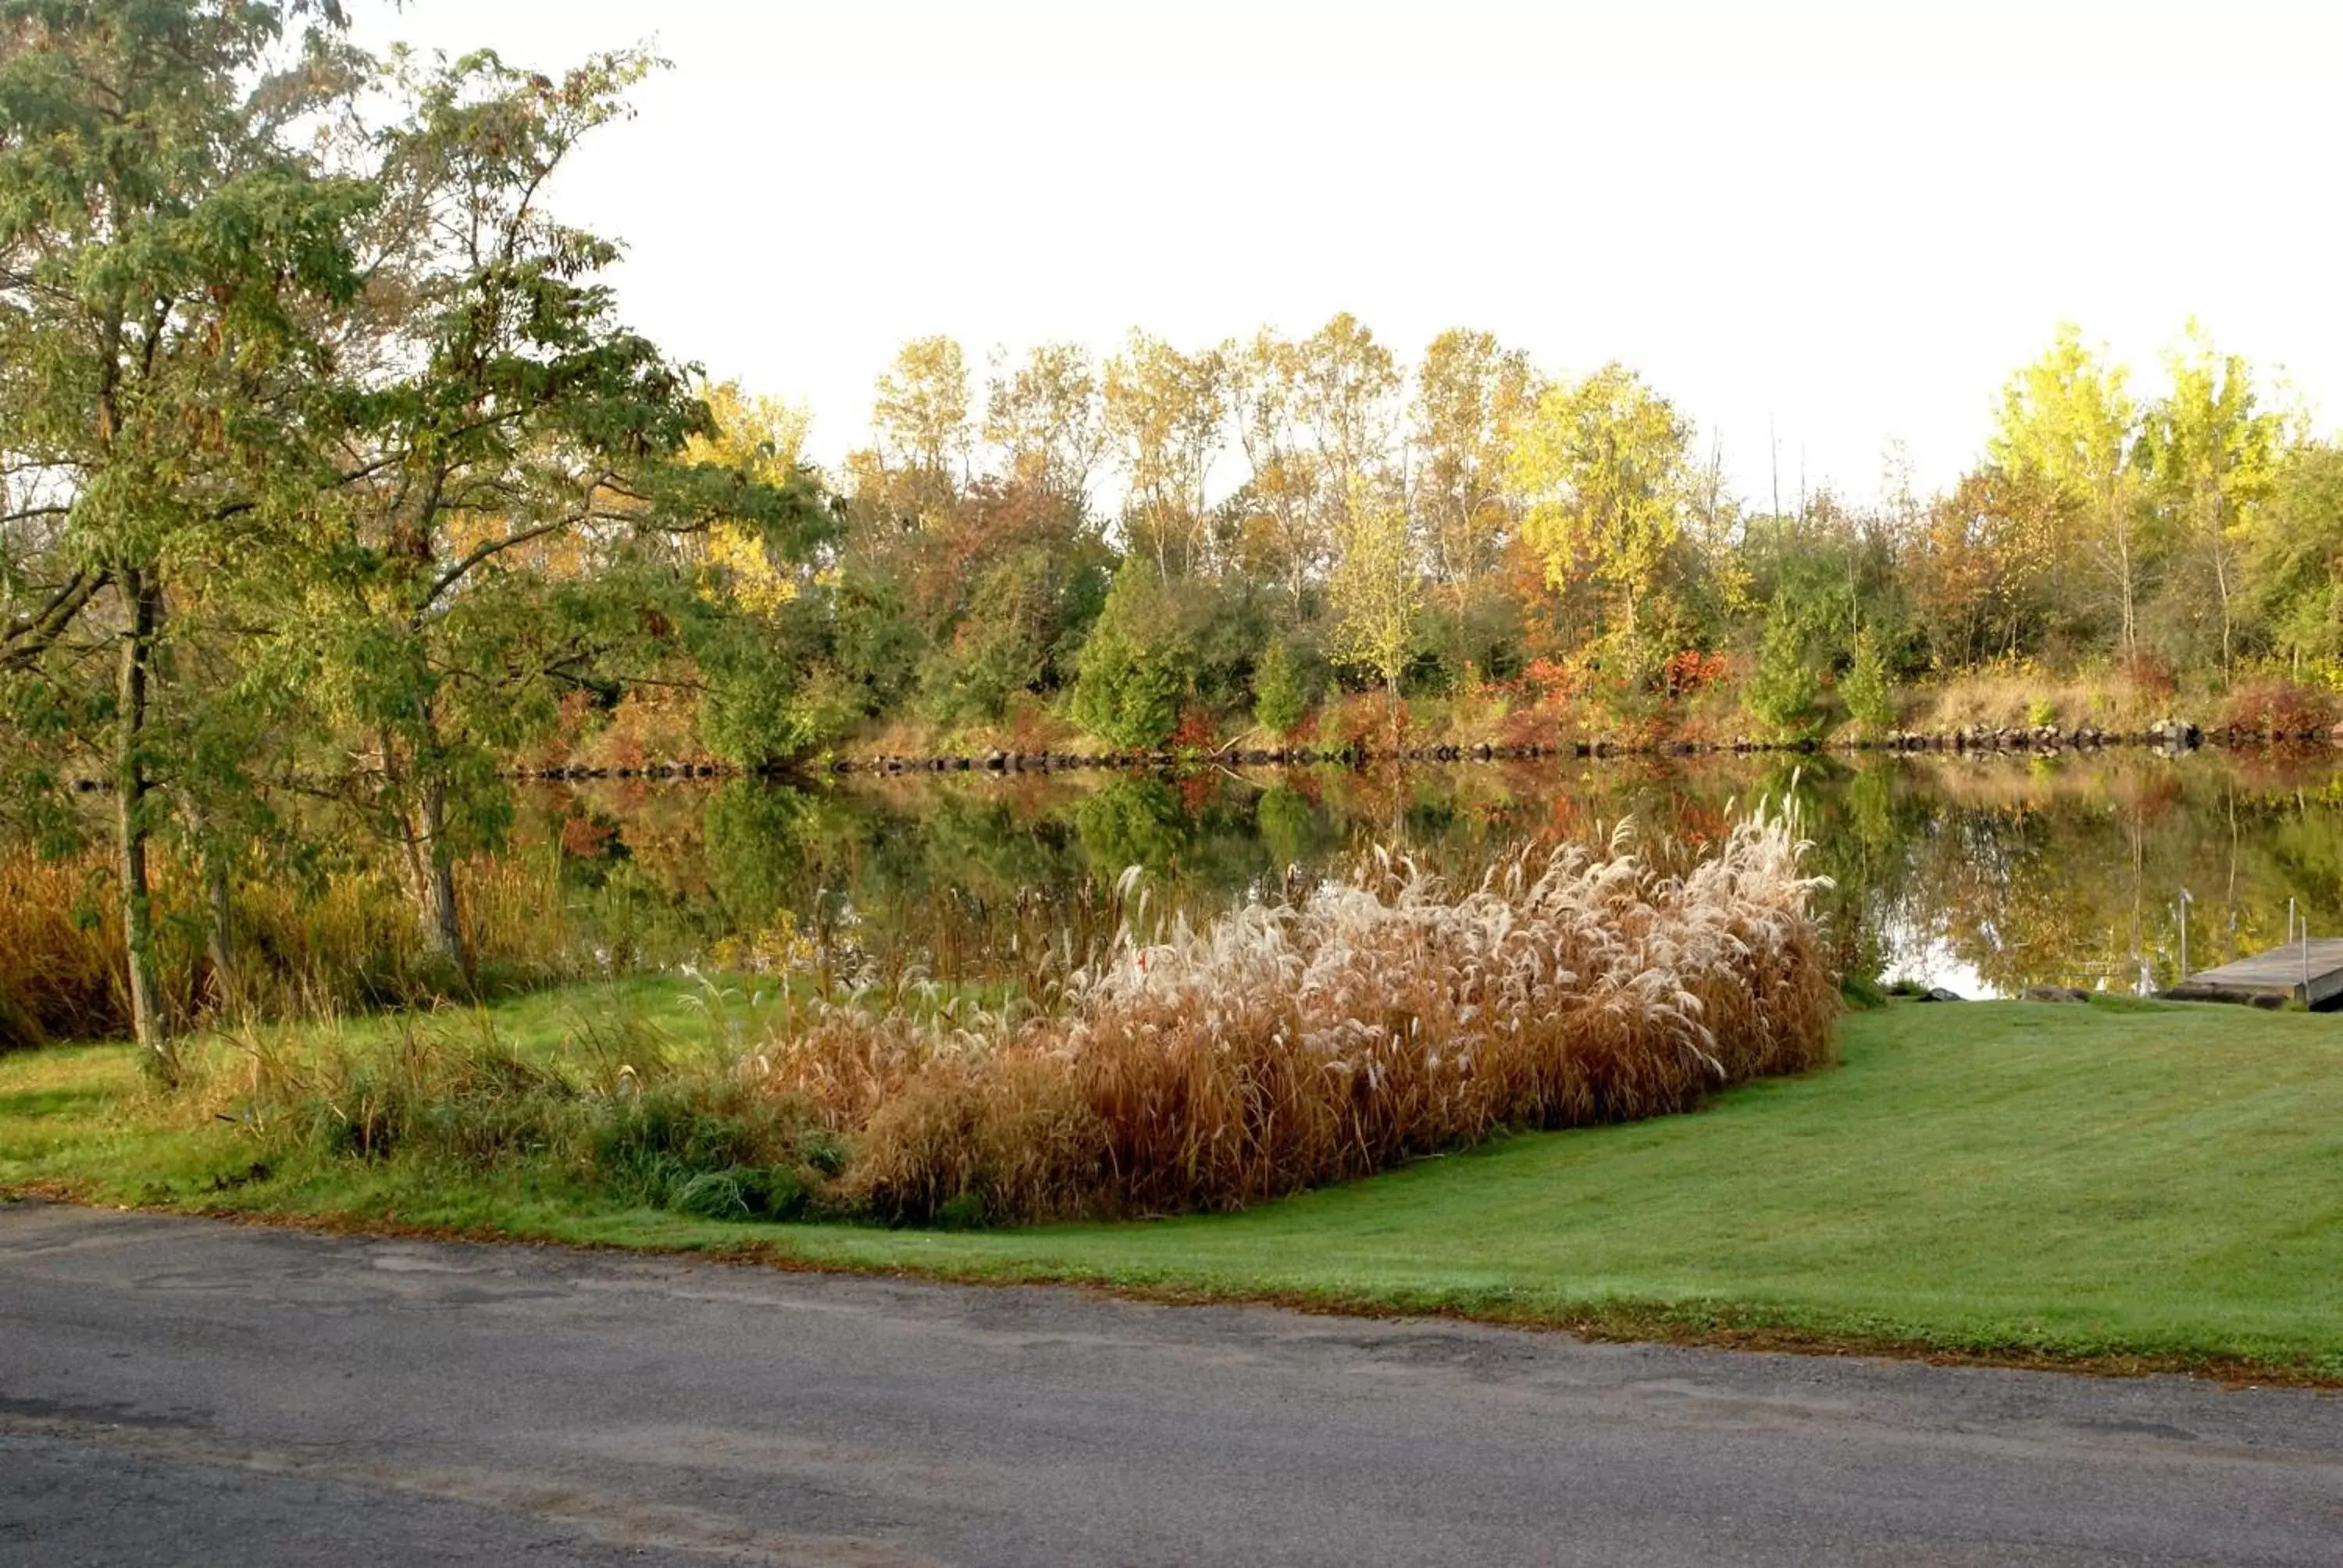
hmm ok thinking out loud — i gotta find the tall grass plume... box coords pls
[764,805,1837,1224]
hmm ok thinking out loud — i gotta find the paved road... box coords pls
[2,1201,2338,1566]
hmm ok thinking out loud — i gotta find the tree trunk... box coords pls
[203,846,236,1009]
[2208,490,2234,679]
[419,769,464,968]
[384,710,468,975]
[114,566,169,1073]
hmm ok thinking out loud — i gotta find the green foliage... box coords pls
[590,1085,817,1221]
[1254,786,1333,870]
[1744,600,1821,737]
[1074,777,1189,873]
[1071,562,1192,747]
[0,0,380,1060]
[2246,443,2343,669]
[1842,632,1895,737]
[1251,639,1310,736]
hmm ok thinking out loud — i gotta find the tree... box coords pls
[2136,323,2285,675]
[1293,312,1400,506]
[2244,442,2343,674]
[1507,364,1690,646]
[1227,329,1322,606]
[872,334,972,491]
[983,341,1103,504]
[1990,325,2146,662]
[1250,637,1309,736]
[688,380,816,616]
[908,477,1110,725]
[1102,330,1227,581]
[0,0,373,1068]
[1914,465,2064,668]
[1071,561,1193,748]
[1412,328,1530,595]
[1744,599,1819,738]
[1842,629,1894,738]
[298,47,823,967]
[1326,478,1421,711]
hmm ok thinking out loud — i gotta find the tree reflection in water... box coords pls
[522,750,2343,1003]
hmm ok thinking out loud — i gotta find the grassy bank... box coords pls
[5,991,2338,1378]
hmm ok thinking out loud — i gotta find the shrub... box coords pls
[1251,639,1310,736]
[1071,563,1191,748]
[1744,608,1820,737]
[1843,633,1895,737]
[763,807,1838,1225]
[1661,649,1728,700]
[2218,678,2339,738]
[590,1083,816,1221]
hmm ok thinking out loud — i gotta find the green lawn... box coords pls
[5,994,2339,1377]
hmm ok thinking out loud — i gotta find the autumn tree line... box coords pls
[5,2,2342,1065]
[761,314,2341,758]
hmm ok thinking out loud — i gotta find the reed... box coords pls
[762,806,1838,1224]
[0,843,595,1047]
[0,847,134,1049]
[187,808,1835,1229]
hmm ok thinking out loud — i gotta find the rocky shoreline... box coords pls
[61,718,2333,791]
[490,716,2343,783]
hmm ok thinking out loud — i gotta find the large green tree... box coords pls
[296,46,824,968]
[0,0,371,1067]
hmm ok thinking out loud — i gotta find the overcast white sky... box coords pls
[354,1,2343,508]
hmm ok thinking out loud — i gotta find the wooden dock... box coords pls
[2173,939,2343,1009]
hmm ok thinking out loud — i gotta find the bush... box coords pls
[1251,639,1310,736]
[2217,678,2339,738]
[764,808,1838,1225]
[1744,607,1820,737]
[591,1085,816,1220]
[1070,563,1192,748]
[1842,633,1895,737]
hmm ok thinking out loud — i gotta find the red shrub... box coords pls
[2219,679,2340,738]
[1662,650,1729,700]
[1170,706,1218,752]
[2123,654,2178,701]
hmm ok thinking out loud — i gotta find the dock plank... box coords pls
[2183,939,2343,1008]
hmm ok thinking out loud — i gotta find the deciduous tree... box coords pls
[0,0,372,1067]
[1507,364,1690,646]
[1990,325,2147,662]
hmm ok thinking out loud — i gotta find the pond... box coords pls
[522,748,2343,1003]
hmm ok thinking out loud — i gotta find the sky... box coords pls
[351,1,2343,510]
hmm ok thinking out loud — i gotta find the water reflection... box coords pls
[522,750,2343,1001]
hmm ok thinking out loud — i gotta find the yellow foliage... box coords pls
[687,380,812,615]
[710,911,818,976]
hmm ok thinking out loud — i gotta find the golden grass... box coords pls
[0,850,130,1048]
[757,807,1838,1224]
[0,843,586,1047]
[1910,665,2176,732]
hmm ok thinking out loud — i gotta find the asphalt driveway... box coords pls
[2,1200,2337,1566]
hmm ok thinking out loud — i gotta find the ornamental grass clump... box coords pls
[766,805,1837,1224]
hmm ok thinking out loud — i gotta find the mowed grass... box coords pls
[4,996,2339,1376]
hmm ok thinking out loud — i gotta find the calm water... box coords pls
[512,749,2343,1003]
